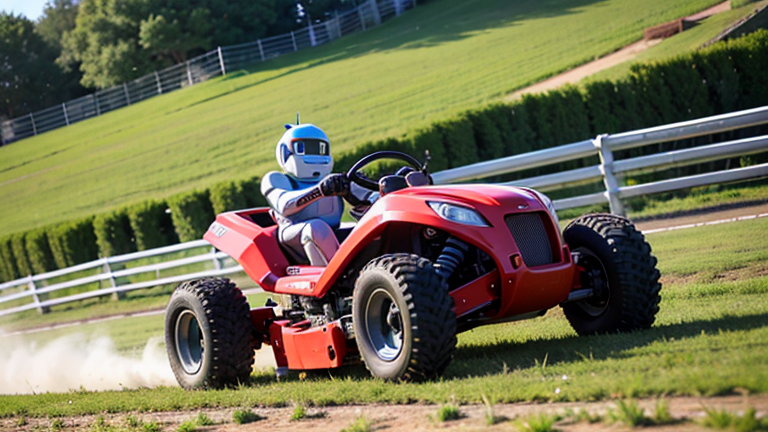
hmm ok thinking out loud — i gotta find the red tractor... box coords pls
[165,151,661,389]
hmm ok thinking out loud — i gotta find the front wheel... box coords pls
[352,254,457,381]
[562,214,661,335]
[165,278,254,389]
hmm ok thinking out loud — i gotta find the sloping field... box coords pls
[0,0,724,236]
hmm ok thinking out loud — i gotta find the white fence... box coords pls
[1,106,767,316]
[0,0,415,145]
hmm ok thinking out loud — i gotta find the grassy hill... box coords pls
[0,0,725,236]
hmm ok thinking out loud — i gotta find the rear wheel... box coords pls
[165,278,254,389]
[562,214,661,335]
[353,254,456,381]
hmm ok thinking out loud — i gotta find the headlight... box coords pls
[428,201,489,227]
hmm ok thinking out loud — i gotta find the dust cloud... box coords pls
[0,333,176,395]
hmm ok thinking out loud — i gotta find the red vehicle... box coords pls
[165,152,661,389]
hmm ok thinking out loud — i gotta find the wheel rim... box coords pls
[575,248,611,317]
[175,310,204,374]
[364,288,404,361]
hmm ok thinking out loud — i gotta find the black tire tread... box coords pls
[564,213,661,334]
[357,254,457,381]
[169,277,254,389]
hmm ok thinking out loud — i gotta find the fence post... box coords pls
[62,103,70,126]
[186,61,194,86]
[371,0,382,26]
[103,260,124,301]
[28,277,50,314]
[594,134,625,216]
[395,0,403,16]
[358,5,367,31]
[211,247,222,271]
[257,39,266,61]
[29,112,38,136]
[93,93,101,116]
[155,71,163,94]
[217,46,227,75]
[123,83,131,105]
[290,31,298,51]
[308,20,317,47]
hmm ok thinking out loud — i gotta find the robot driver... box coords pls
[261,123,375,266]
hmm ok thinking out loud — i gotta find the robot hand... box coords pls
[320,173,350,196]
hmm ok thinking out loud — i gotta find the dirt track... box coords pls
[5,394,766,431]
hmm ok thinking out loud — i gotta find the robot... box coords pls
[261,123,376,266]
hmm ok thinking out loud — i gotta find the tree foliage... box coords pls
[60,0,296,89]
[0,12,83,119]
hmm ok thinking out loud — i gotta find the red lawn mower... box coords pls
[164,151,661,389]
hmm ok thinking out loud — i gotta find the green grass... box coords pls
[557,181,768,223]
[231,409,263,424]
[1,217,767,416]
[341,415,372,432]
[434,404,461,422]
[587,0,768,83]
[0,0,725,238]
[701,407,768,431]
[517,412,560,432]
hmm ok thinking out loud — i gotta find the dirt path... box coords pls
[5,394,766,432]
[504,1,731,101]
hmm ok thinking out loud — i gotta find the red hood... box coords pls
[391,184,543,210]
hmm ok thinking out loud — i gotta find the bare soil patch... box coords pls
[5,394,766,432]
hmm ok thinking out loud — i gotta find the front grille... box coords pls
[505,213,555,267]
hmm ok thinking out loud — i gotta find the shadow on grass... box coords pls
[249,311,768,385]
[448,311,768,377]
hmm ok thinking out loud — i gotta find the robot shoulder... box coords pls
[261,171,299,195]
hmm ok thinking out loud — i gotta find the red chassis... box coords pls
[204,185,575,373]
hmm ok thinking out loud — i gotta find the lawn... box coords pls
[586,0,768,83]
[0,0,726,237]
[1,216,767,416]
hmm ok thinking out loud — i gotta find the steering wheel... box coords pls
[346,151,424,191]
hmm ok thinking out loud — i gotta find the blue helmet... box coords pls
[275,124,333,180]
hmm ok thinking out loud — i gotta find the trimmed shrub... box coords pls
[728,29,768,110]
[10,234,32,277]
[506,102,537,155]
[437,116,478,168]
[485,104,515,157]
[242,176,268,208]
[408,126,447,171]
[127,200,178,251]
[48,218,99,268]
[168,190,215,243]
[467,109,504,162]
[209,180,248,214]
[93,209,136,257]
[25,228,58,274]
[0,236,20,282]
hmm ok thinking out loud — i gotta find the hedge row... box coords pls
[1,30,767,283]
[0,175,266,282]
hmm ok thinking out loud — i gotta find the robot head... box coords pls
[275,124,333,180]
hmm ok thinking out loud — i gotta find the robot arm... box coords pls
[261,172,323,217]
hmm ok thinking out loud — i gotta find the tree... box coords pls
[0,12,79,119]
[36,0,80,50]
[60,0,292,89]
[59,0,153,89]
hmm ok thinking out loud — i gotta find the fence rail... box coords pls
[2,106,768,316]
[0,0,416,145]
